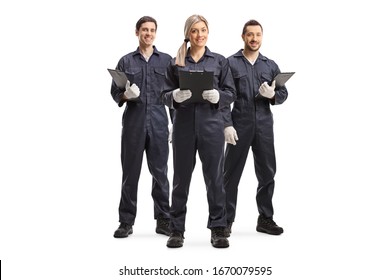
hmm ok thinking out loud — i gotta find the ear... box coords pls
[135,29,139,36]
[241,34,245,41]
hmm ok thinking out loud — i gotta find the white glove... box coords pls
[173,88,192,103]
[202,89,220,104]
[224,126,239,145]
[124,81,140,100]
[259,80,276,99]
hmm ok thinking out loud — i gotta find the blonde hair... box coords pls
[175,15,209,66]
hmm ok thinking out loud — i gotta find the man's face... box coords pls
[189,21,208,48]
[242,25,262,51]
[136,22,156,47]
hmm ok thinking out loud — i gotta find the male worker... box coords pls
[110,16,172,238]
[223,19,288,236]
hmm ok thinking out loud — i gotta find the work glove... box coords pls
[258,80,276,99]
[224,126,239,145]
[124,81,140,100]
[202,89,220,104]
[173,88,192,103]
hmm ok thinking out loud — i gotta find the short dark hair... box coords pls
[136,16,157,31]
[242,20,263,35]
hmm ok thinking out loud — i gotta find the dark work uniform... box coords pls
[223,50,288,223]
[111,46,172,226]
[161,47,236,232]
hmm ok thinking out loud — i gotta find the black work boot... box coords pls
[224,222,233,237]
[113,223,133,238]
[156,215,171,236]
[211,227,229,248]
[166,231,184,248]
[256,214,284,235]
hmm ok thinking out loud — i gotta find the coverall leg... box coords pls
[119,127,146,225]
[169,123,197,232]
[224,128,253,223]
[198,125,227,228]
[145,128,170,219]
[252,120,276,218]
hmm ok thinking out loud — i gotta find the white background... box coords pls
[1,0,389,279]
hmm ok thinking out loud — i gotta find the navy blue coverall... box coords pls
[111,46,172,226]
[161,47,236,232]
[223,50,288,223]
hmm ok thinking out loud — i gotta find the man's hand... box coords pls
[259,80,276,99]
[124,81,140,100]
[224,126,239,145]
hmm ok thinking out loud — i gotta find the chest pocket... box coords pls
[151,67,166,85]
[125,67,142,86]
[259,72,273,87]
[204,66,221,89]
[231,70,248,96]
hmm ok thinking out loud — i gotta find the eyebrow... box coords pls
[191,27,207,31]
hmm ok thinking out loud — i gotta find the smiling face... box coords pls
[189,21,208,49]
[242,25,262,52]
[136,21,156,48]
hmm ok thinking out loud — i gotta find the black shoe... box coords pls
[224,222,233,237]
[166,231,184,248]
[211,227,229,248]
[256,214,284,235]
[156,215,171,236]
[113,223,133,238]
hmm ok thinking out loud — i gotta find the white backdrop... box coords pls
[1,0,389,279]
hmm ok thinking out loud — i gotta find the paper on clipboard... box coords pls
[178,70,214,103]
[274,72,295,87]
[108,68,128,89]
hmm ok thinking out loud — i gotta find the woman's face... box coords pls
[189,21,208,48]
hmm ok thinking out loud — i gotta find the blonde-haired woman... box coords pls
[162,14,236,248]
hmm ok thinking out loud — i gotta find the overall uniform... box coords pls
[162,47,236,232]
[111,46,172,226]
[223,50,288,223]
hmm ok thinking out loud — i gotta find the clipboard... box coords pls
[274,72,295,87]
[178,70,214,103]
[108,68,128,89]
